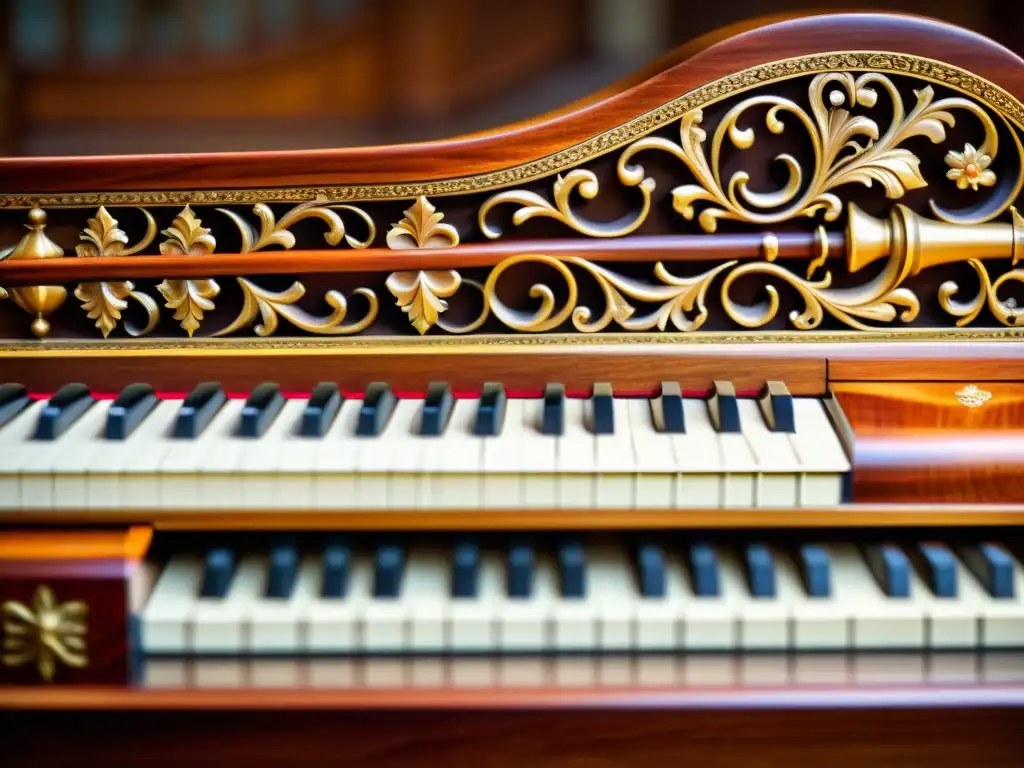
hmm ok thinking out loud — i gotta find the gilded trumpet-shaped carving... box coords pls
[386,196,459,249]
[479,168,655,239]
[2,585,87,682]
[213,199,378,337]
[387,270,462,334]
[74,206,159,337]
[155,205,219,337]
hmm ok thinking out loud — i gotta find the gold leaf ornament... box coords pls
[2,585,88,682]
[386,270,462,335]
[74,206,159,337]
[386,196,459,249]
[155,205,220,337]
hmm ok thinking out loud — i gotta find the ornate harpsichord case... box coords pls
[1,12,1023,767]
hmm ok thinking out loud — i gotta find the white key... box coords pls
[679,546,737,651]
[357,398,418,510]
[192,555,266,653]
[594,399,635,509]
[196,400,252,509]
[629,399,676,509]
[720,548,788,650]
[788,399,850,506]
[0,400,45,509]
[674,400,723,507]
[251,556,319,653]
[141,555,203,653]
[403,549,450,651]
[833,544,925,649]
[969,548,1024,649]
[911,551,978,650]
[306,552,374,652]
[49,400,112,509]
[588,545,637,651]
[635,546,685,651]
[500,552,556,651]
[423,399,483,510]
[17,400,104,510]
[736,399,799,507]
[89,400,180,510]
[520,400,557,508]
[557,398,594,508]
[312,399,362,510]
[159,399,242,510]
[239,400,307,510]
[482,398,524,509]
[788,547,848,650]
[451,550,503,652]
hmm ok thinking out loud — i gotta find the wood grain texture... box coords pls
[0,14,1021,193]
[0,527,151,560]
[1,700,1021,767]
[834,382,1024,503]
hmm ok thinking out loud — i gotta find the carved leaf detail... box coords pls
[842,148,928,197]
[386,270,462,334]
[74,281,132,338]
[386,197,459,249]
[155,205,220,336]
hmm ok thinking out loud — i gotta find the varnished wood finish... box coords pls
[4,505,1024,531]
[835,382,1024,503]
[0,527,151,560]
[1,695,1021,767]
[0,233,845,287]
[829,349,1024,382]
[1,15,1022,194]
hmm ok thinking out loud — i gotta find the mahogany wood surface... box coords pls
[1,14,1022,194]
[834,382,1024,503]
[2,697,1022,767]
[0,233,845,286]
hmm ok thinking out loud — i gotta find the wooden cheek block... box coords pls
[0,528,151,686]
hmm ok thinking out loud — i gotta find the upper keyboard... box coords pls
[0,380,850,511]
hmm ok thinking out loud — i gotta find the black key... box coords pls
[321,537,351,598]
[240,383,285,438]
[200,547,237,598]
[373,544,405,598]
[35,383,94,440]
[591,383,614,434]
[689,544,720,597]
[759,381,795,433]
[558,540,586,599]
[421,382,454,436]
[798,544,832,598]
[0,384,30,429]
[507,543,534,599]
[959,543,1014,599]
[864,543,910,598]
[301,383,342,438]
[357,382,396,437]
[106,383,158,440]
[744,544,776,599]
[541,383,565,436]
[636,543,666,598]
[452,538,480,598]
[653,381,685,433]
[474,382,507,436]
[708,381,740,433]
[174,382,226,439]
[915,542,957,599]
[266,538,299,599]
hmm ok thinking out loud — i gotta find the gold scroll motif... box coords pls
[384,197,462,334]
[212,199,378,336]
[74,207,160,338]
[1,209,67,338]
[155,206,219,337]
[2,585,88,683]
[480,72,1024,238]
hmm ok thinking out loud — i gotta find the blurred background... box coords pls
[1,0,1022,157]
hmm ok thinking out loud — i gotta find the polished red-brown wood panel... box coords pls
[834,382,1024,503]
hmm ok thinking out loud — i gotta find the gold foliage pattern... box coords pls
[155,205,219,337]
[2,585,87,682]
[386,196,459,249]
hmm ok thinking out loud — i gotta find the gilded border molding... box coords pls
[2,51,1023,209]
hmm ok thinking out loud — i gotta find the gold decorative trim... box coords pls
[2,52,1023,209]
[155,205,219,337]
[2,585,88,682]
[2,208,66,338]
[956,384,992,407]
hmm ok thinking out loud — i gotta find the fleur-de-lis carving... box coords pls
[386,196,459,249]
[155,206,220,337]
[74,206,159,337]
[386,270,462,335]
[2,585,88,682]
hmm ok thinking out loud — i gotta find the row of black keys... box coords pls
[1,379,796,442]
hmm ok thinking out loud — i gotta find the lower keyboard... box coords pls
[139,535,1024,655]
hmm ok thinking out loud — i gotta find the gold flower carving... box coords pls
[945,143,997,191]
[384,197,462,334]
[155,205,219,337]
[2,585,88,682]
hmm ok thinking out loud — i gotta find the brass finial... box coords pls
[7,208,66,338]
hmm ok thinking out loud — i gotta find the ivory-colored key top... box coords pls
[192,555,266,653]
[424,399,483,510]
[451,550,503,651]
[312,399,362,510]
[0,400,46,509]
[718,547,788,650]
[141,555,204,654]
[251,556,319,652]
[47,400,113,509]
[501,552,557,652]
[594,399,635,509]
[240,400,308,510]
[401,549,450,651]
[673,400,724,508]
[735,399,799,506]
[520,399,558,508]
[787,399,850,506]
[306,552,374,653]
[482,398,524,509]
[356,398,419,510]
[557,398,594,508]
[194,400,250,510]
[678,545,737,651]
[159,400,242,510]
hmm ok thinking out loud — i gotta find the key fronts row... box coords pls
[0,379,796,442]
[188,539,1017,603]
